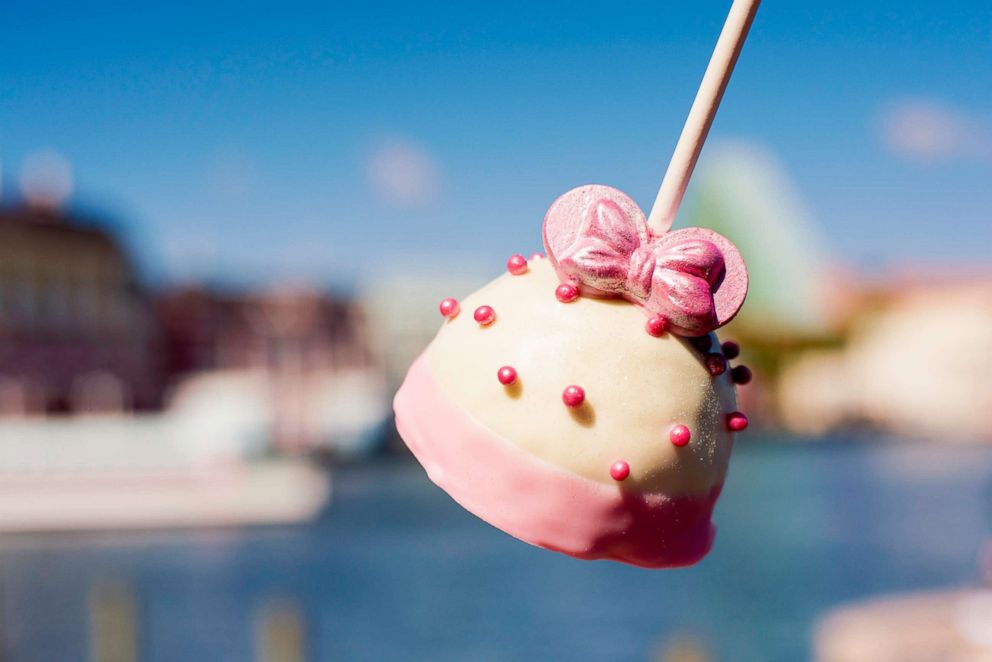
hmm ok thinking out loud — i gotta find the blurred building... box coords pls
[815,589,992,661]
[0,209,340,534]
[157,286,373,379]
[0,204,160,415]
[360,272,488,451]
[687,144,992,443]
[686,143,846,429]
[778,277,992,442]
[361,273,487,391]
[157,287,387,455]
[0,201,389,454]
[691,142,837,340]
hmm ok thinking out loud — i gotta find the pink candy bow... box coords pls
[543,185,748,337]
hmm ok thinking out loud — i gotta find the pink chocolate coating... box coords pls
[394,353,722,568]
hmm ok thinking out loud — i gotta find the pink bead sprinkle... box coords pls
[438,298,460,319]
[727,412,749,432]
[721,340,740,360]
[562,385,585,407]
[473,305,496,326]
[610,461,630,481]
[731,365,753,385]
[555,283,579,303]
[705,353,727,376]
[497,366,517,386]
[530,252,545,261]
[645,315,668,337]
[507,254,528,275]
[691,335,713,351]
[670,424,691,447]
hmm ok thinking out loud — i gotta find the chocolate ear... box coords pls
[543,185,748,332]
[542,185,647,276]
[656,228,748,329]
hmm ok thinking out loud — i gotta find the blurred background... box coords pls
[1,1,991,660]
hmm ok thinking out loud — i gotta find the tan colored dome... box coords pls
[428,258,737,495]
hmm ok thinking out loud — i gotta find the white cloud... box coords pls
[365,137,441,208]
[879,99,992,162]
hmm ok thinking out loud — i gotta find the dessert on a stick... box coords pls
[395,0,760,568]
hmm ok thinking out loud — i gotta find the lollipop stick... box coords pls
[647,0,760,234]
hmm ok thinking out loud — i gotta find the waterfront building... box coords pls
[0,204,160,415]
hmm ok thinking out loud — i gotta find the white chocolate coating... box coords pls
[428,259,737,495]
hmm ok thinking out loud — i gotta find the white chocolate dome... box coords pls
[428,258,737,496]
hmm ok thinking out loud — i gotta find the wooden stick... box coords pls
[647,0,761,233]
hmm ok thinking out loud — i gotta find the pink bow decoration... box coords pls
[543,185,747,336]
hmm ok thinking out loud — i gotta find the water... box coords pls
[2,437,991,662]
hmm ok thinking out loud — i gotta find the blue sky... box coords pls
[2,1,990,286]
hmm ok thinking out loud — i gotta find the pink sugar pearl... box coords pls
[691,335,713,351]
[497,366,518,385]
[562,385,585,407]
[473,305,496,326]
[727,412,749,432]
[721,340,741,360]
[610,461,630,481]
[530,252,545,261]
[670,424,691,447]
[731,365,753,385]
[706,353,727,376]
[555,283,579,303]
[645,315,668,337]
[438,297,460,319]
[507,254,528,275]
